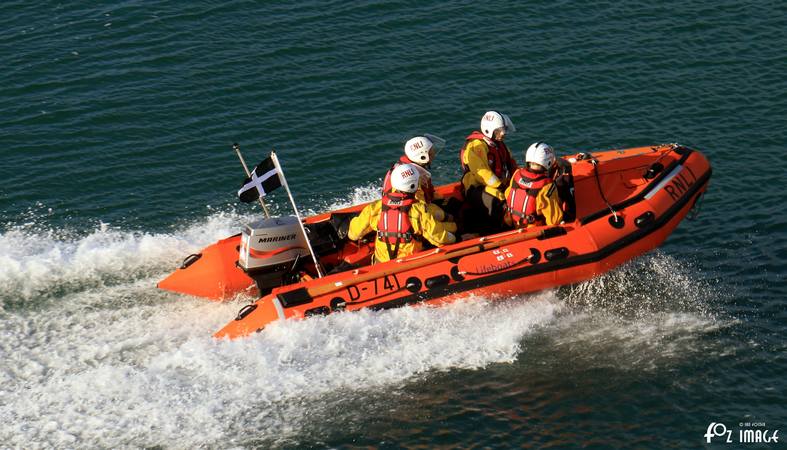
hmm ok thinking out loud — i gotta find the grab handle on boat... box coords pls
[235,304,258,321]
[180,253,202,269]
[644,162,664,180]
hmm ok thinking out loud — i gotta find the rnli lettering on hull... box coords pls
[664,166,697,202]
[644,165,697,202]
[258,234,296,244]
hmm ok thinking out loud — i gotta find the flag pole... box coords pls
[233,143,270,218]
[270,150,325,278]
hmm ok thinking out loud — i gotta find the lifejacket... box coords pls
[506,168,554,227]
[383,156,435,203]
[377,191,418,260]
[459,131,515,183]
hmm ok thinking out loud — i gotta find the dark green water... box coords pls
[1,1,785,448]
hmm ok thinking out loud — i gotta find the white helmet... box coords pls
[404,134,446,165]
[525,142,556,170]
[391,163,420,193]
[481,111,516,139]
[404,136,432,165]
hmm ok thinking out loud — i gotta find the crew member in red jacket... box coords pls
[504,142,563,228]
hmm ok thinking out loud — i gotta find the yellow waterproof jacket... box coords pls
[460,136,517,200]
[503,178,564,228]
[348,196,456,263]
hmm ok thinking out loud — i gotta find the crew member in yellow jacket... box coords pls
[504,142,563,228]
[459,111,519,233]
[349,164,456,263]
[383,134,456,225]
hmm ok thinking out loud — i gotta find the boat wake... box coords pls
[0,210,255,307]
[1,282,561,446]
[0,186,731,447]
[544,252,732,372]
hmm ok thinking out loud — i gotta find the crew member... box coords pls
[504,142,563,228]
[383,135,443,200]
[382,134,456,229]
[349,164,456,263]
[459,111,518,233]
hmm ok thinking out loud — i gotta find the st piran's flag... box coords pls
[238,157,282,202]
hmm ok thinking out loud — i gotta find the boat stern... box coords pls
[157,234,257,301]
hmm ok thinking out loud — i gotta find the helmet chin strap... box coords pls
[529,164,546,173]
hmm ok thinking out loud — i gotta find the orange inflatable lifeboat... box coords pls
[158,144,711,339]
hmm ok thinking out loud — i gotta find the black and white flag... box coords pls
[238,156,282,202]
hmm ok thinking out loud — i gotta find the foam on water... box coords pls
[0,210,253,306]
[562,251,720,318]
[547,252,733,372]
[1,286,561,446]
[306,181,383,215]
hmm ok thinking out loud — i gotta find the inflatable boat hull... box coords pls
[200,145,711,339]
[159,144,711,339]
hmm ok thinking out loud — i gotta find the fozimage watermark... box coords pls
[705,421,780,444]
